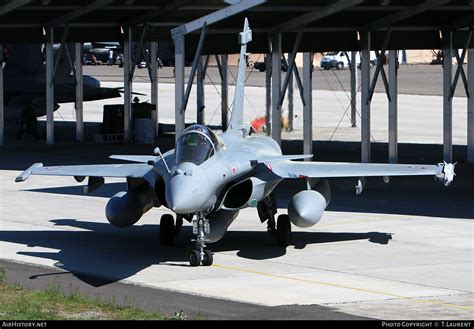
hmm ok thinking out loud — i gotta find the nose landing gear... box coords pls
[188,213,213,267]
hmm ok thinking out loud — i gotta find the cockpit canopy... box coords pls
[175,125,221,165]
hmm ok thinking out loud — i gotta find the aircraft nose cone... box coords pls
[166,167,207,214]
[167,188,187,213]
[167,185,201,214]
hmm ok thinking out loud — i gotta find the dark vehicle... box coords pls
[250,59,288,72]
[82,42,123,65]
[84,49,123,65]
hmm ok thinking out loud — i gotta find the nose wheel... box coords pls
[188,249,213,267]
[188,214,213,266]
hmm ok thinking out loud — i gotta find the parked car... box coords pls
[251,58,288,72]
[320,51,377,70]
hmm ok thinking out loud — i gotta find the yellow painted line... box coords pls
[212,263,474,311]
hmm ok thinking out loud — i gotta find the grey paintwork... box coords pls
[16,18,455,257]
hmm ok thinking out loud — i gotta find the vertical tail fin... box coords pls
[228,18,252,132]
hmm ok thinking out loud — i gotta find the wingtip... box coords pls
[15,163,43,183]
[436,162,455,186]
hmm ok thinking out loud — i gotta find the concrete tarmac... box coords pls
[5,80,466,148]
[84,64,468,98]
[0,259,368,320]
[0,63,472,320]
[1,139,472,320]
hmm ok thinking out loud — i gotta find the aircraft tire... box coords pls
[202,249,213,266]
[160,214,175,246]
[276,214,292,247]
[189,250,201,267]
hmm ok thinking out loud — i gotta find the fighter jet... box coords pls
[3,43,121,122]
[16,18,456,267]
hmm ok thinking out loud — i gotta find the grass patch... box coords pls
[0,266,188,320]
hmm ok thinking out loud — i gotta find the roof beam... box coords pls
[272,0,365,33]
[363,0,452,31]
[124,0,192,27]
[0,0,32,16]
[45,0,115,27]
[444,13,474,30]
[171,0,266,37]
[178,5,408,12]
[0,24,445,32]
[14,5,411,12]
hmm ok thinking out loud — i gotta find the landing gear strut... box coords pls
[188,213,213,267]
[257,194,277,236]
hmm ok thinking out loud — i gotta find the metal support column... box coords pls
[271,33,281,144]
[150,42,158,137]
[0,44,3,146]
[265,53,272,136]
[361,31,371,163]
[46,28,55,145]
[443,31,453,163]
[388,50,398,163]
[74,43,83,142]
[197,55,205,125]
[350,51,357,127]
[174,34,185,141]
[303,52,313,161]
[221,54,228,131]
[468,49,474,163]
[288,70,294,132]
[123,27,133,142]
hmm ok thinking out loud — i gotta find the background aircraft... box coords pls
[2,43,121,122]
[82,42,123,65]
[16,19,455,267]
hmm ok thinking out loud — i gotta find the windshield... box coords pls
[175,125,219,165]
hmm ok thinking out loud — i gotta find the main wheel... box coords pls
[160,214,175,246]
[202,249,213,266]
[276,214,292,247]
[189,250,201,267]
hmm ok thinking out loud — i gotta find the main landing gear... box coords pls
[159,214,183,246]
[276,214,291,247]
[258,195,292,246]
[257,194,277,236]
[188,212,213,267]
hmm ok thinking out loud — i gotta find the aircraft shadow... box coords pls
[0,219,392,287]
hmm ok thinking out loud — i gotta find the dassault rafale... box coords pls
[16,18,455,267]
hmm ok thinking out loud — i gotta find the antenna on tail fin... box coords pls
[228,17,252,132]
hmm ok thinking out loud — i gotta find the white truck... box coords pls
[320,51,378,70]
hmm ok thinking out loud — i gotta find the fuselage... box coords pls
[4,75,118,122]
[161,128,282,215]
